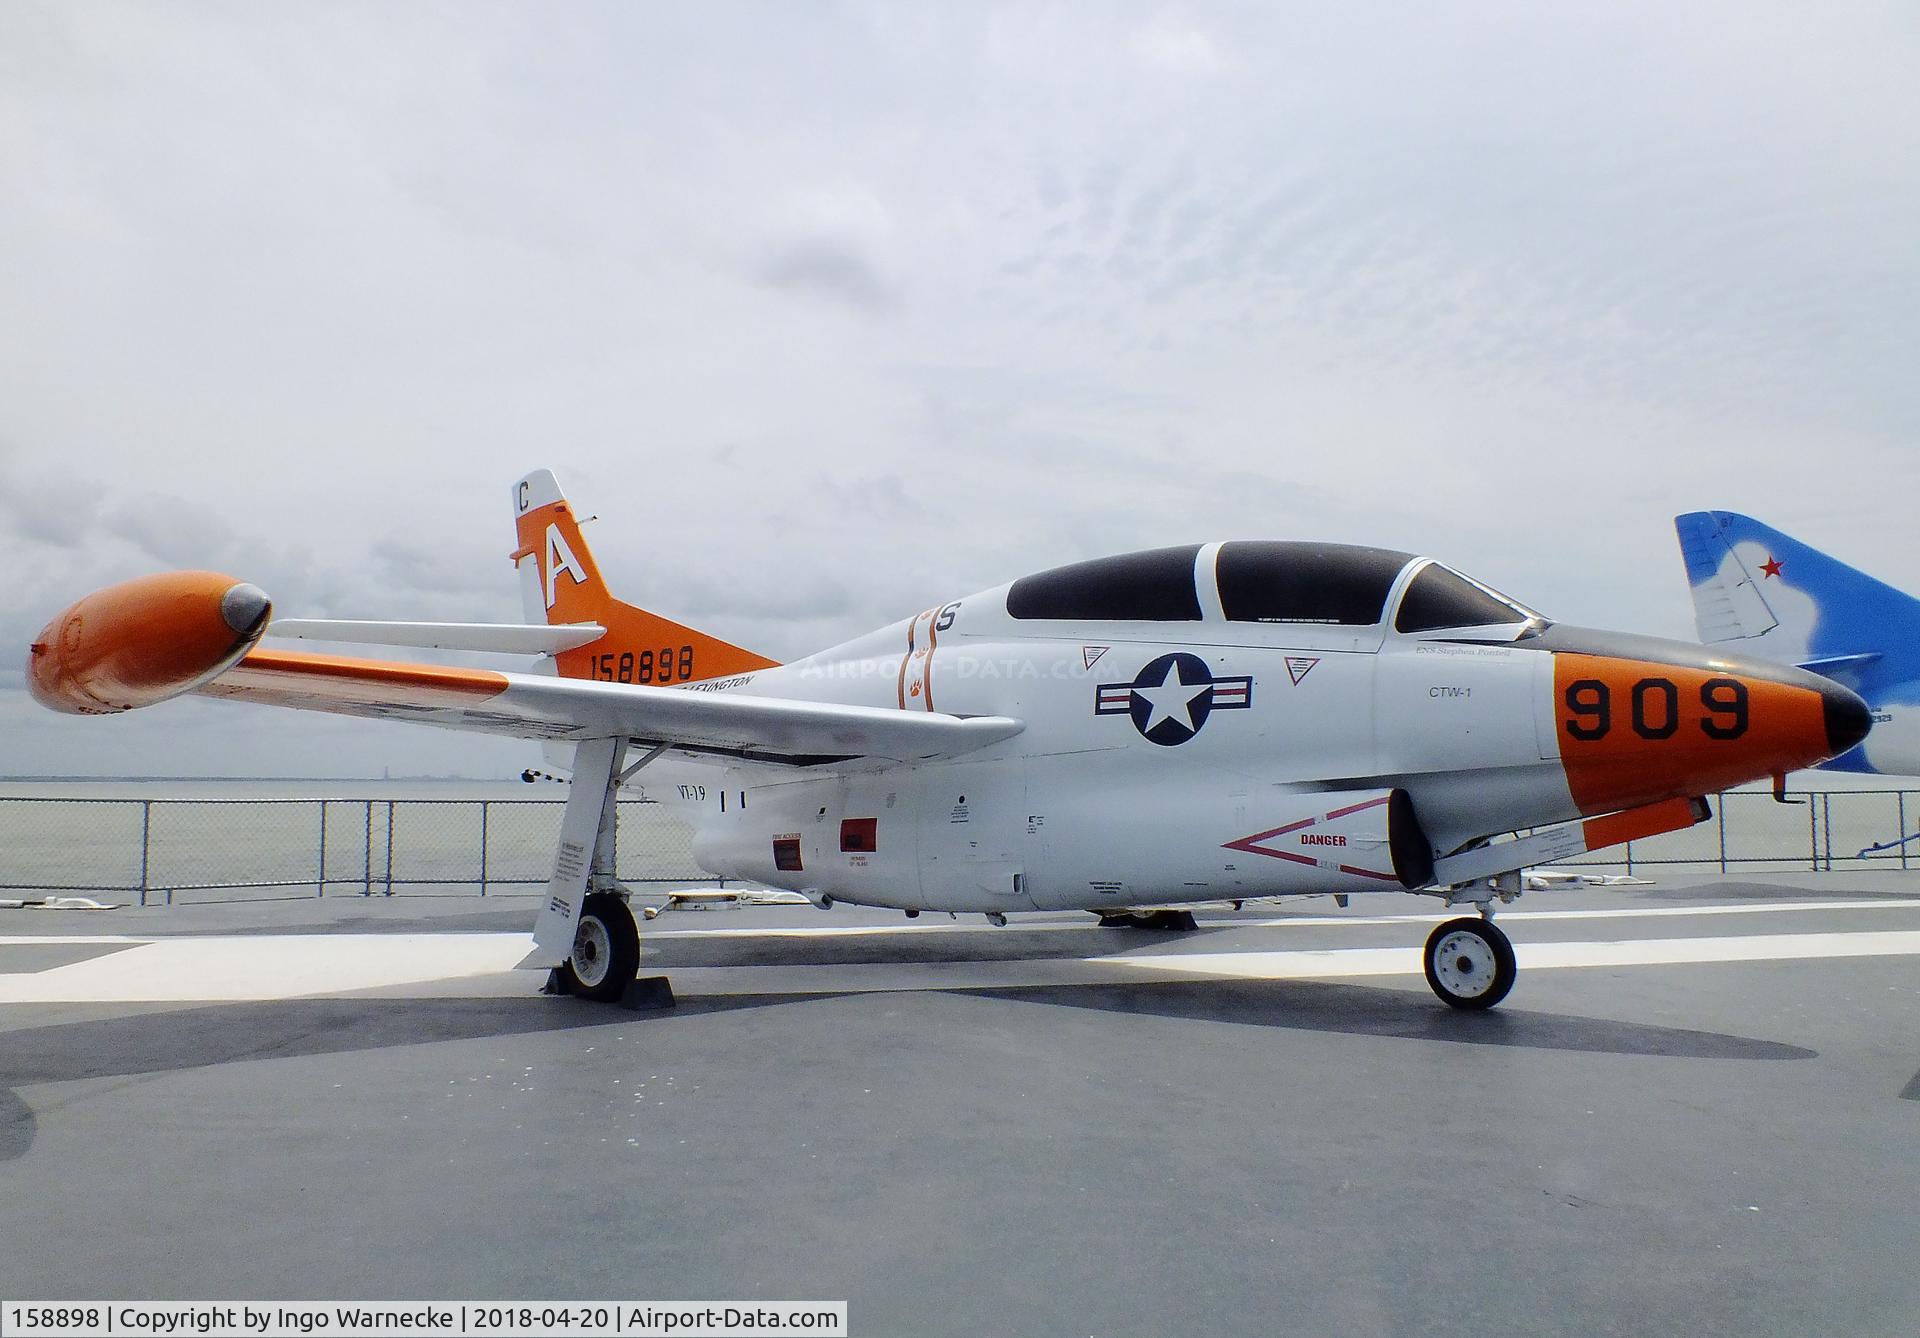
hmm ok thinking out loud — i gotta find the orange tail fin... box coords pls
[510,470,778,684]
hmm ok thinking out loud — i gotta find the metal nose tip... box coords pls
[220,582,271,637]
[1822,681,1872,757]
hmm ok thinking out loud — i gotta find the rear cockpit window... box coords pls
[1006,545,1203,621]
[1394,563,1529,632]
[1216,541,1413,625]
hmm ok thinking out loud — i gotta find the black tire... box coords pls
[560,892,640,1002]
[1423,916,1516,1010]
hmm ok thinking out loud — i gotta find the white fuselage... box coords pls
[639,587,1568,913]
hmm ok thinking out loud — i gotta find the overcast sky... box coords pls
[2,1,1916,777]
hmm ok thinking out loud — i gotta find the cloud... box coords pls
[1130,12,1230,76]
[754,237,900,313]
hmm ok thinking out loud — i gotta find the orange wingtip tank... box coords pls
[26,572,272,715]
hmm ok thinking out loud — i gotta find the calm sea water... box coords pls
[0,778,557,802]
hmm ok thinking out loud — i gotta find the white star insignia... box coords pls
[1132,660,1212,735]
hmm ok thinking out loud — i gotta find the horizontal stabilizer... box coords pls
[268,620,605,654]
[1798,651,1883,678]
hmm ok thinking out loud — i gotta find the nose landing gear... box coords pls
[1422,914,1517,1010]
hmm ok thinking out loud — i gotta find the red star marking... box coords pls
[1759,555,1784,579]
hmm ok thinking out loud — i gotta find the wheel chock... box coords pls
[619,976,677,1011]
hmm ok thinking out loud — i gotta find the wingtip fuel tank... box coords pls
[27,571,271,715]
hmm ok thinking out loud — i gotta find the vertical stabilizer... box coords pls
[511,470,779,685]
[1674,511,1780,643]
[1674,510,1920,775]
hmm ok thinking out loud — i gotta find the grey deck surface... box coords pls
[2,878,1916,1337]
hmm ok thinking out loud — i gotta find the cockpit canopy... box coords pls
[1004,542,1540,632]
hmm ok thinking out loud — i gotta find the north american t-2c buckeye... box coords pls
[28,471,1872,1009]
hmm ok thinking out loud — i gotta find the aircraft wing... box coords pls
[200,649,1024,765]
[25,572,1021,767]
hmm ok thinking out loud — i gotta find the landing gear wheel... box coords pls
[561,893,640,1002]
[1423,916,1516,1010]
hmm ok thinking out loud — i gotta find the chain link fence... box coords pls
[0,788,1914,905]
[0,798,709,904]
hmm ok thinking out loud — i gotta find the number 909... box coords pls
[1564,676,1749,742]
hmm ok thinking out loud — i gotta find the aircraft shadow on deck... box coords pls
[0,993,815,1164]
[642,923,1222,968]
[0,970,1823,1162]
[958,977,1819,1062]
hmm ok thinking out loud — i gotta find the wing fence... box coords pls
[0,789,1913,905]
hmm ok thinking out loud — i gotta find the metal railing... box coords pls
[0,788,1915,906]
[1554,789,1914,875]
[0,797,715,904]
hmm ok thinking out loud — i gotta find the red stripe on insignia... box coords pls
[1338,864,1401,881]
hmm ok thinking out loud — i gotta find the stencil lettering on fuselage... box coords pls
[1095,651,1252,746]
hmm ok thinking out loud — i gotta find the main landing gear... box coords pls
[1094,909,1200,931]
[535,738,671,1008]
[559,891,642,1002]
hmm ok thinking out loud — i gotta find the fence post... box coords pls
[1624,840,1633,877]
[479,801,489,898]
[362,800,373,897]
[138,799,152,906]
[1902,792,1910,872]
[317,801,328,897]
[384,799,395,895]
[1809,797,1819,872]
[1822,792,1833,871]
[1717,794,1727,873]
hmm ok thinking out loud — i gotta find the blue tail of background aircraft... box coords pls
[1674,511,1920,776]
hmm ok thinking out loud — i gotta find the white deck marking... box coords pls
[0,935,147,945]
[628,898,1920,938]
[1230,899,1920,929]
[0,934,532,1003]
[2,916,1920,1003]
[1111,931,1920,980]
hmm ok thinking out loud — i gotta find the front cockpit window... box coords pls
[1216,541,1414,625]
[1394,562,1537,633]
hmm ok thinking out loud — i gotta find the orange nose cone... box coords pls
[26,572,272,715]
[1553,650,1869,815]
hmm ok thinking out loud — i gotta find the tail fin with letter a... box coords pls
[511,470,779,685]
